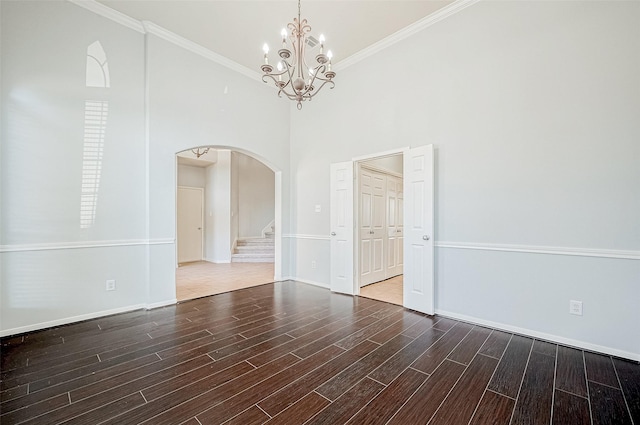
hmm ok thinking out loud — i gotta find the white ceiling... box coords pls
[98,0,455,71]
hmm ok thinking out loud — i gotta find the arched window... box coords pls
[85,41,110,88]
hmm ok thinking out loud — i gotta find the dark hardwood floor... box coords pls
[1,281,638,425]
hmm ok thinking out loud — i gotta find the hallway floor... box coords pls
[176,261,275,301]
[359,275,403,306]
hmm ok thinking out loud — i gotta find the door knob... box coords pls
[198,227,202,230]
[423,235,430,240]
[369,230,374,234]
[331,232,336,236]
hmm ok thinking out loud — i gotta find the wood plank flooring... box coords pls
[1,281,638,425]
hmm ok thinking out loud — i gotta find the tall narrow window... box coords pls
[80,41,109,228]
[86,41,110,88]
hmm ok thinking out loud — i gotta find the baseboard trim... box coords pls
[283,276,330,289]
[435,309,639,362]
[203,258,231,264]
[282,234,331,241]
[146,299,177,310]
[0,303,146,338]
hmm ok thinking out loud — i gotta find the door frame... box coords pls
[353,148,407,293]
[174,147,283,281]
[355,160,404,289]
[331,146,435,314]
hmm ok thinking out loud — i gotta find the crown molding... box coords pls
[66,0,480,81]
[141,21,262,83]
[66,0,262,82]
[68,0,145,33]
[334,0,481,72]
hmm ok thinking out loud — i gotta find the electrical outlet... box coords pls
[106,279,116,291]
[569,300,582,316]
[311,260,317,269]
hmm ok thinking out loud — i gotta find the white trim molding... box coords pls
[285,277,330,290]
[435,241,640,261]
[66,0,480,84]
[283,234,331,241]
[435,309,639,362]
[67,1,261,82]
[334,0,480,71]
[0,238,175,253]
[146,299,178,310]
[141,21,261,82]
[67,0,145,33]
[0,303,146,338]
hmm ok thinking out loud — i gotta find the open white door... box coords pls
[330,161,355,295]
[403,145,434,314]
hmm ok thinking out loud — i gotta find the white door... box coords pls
[177,186,203,264]
[330,162,354,295]
[359,169,386,287]
[403,145,434,314]
[386,175,403,279]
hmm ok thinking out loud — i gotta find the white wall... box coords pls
[1,1,147,333]
[177,163,206,188]
[289,1,640,358]
[145,33,291,304]
[238,153,275,238]
[230,152,239,251]
[0,0,291,335]
[204,151,232,262]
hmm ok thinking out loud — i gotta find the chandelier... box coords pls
[191,147,210,158]
[260,0,336,110]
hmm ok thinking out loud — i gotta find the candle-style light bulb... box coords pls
[319,34,325,54]
[277,62,283,81]
[281,28,287,47]
[327,50,333,71]
[263,43,269,64]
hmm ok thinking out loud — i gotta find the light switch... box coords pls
[315,204,321,213]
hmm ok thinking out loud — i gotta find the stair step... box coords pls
[231,257,274,263]
[237,238,274,246]
[231,252,274,263]
[235,246,274,253]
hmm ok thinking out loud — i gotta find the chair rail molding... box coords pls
[435,241,640,261]
[0,238,175,253]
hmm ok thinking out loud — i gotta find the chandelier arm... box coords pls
[282,59,296,88]
[306,80,335,99]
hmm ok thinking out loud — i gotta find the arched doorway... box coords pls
[175,146,282,300]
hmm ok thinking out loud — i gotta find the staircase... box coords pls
[231,225,274,263]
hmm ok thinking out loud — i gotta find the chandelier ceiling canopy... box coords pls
[260,0,336,110]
